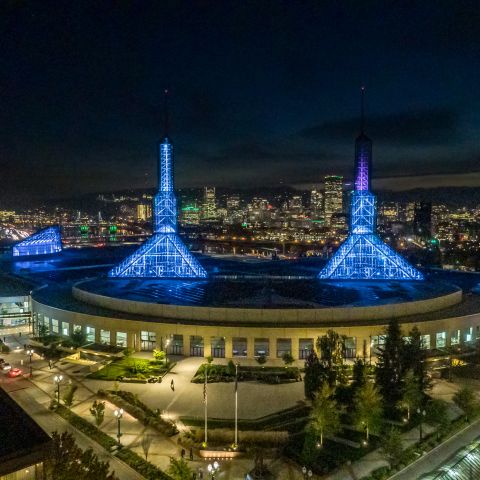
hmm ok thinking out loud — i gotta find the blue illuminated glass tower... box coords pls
[319,88,423,280]
[13,226,62,257]
[109,92,207,278]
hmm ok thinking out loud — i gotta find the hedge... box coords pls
[98,389,178,436]
[55,405,173,480]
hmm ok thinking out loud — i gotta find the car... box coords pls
[1,363,12,371]
[7,368,22,378]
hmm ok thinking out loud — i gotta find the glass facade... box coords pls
[12,226,62,257]
[116,332,127,347]
[85,326,95,343]
[100,330,110,344]
[319,118,423,280]
[436,331,447,348]
[254,338,269,357]
[109,138,207,279]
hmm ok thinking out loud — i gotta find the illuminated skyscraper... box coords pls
[319,89,423,280]
[324,176,343,225]
[13,226,62,257]
[202,187,217,220]
[109,91,207,278]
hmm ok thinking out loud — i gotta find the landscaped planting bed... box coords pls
[87,357,171,380]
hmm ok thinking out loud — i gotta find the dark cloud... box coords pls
[299,108,458,145]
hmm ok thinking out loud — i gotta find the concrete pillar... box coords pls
[94,328,101,344]
[183,334,191,357]
[247,337,255,359]
[204,336,212,358]
[225,337,233,359]
[291,337,299,360]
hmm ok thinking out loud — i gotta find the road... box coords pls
[390,418,480,480]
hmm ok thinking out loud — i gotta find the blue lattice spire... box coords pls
[319,88,423,280]
[109,90,207,278]
[13,226,62,257]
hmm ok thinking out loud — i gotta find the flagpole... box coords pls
[235,362,239,447]
[204,364,208,446]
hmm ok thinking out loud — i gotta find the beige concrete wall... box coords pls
[72,284,462,324]
[31,296,480,360]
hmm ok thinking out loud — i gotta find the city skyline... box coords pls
[1,2,479,200]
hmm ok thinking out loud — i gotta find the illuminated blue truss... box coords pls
[109,137,207,279]
[13,226,62,257]
[319,114,423,280]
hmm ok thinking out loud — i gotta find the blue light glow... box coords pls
[319,131,423,280]
[12,226,62,257]
[109,137,207,278]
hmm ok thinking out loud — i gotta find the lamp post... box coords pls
[417,408,426,441]
[27,349,34,363]
[234,362,239,448]
[165,339,170,365]
[207,461,219,479]
[53,374,63,405]
[114,408,124,446]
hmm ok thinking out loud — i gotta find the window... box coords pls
[86,326,95,343]
[371,335,386,355]
[100,330,110,344]
[465,327,473,343]
[232,337,247,357]
[211,337,225,358]
[116,332,127,347]
[62,322,69,336]
[450,329,460,346]
[276,338,291,358]
[254,338,269,357]
[140,331,156,351]
[51,319,59,334]
[436,332,446,348]
[299,338,314,359]
[421,334,430,350]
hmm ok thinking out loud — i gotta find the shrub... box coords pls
[256,355,267,365]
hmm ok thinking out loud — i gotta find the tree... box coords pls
[152,349,166,362]
[63,384,78,408]
[71,328,86,347]
[282,352,294,366]
[352,358,368,393]
[89,400,106,427]
[382,428,403,468]
[354,380,383,442]
[317,330,346,386]
[425,399,450,437]
[403,326,429,392]
[141,434,153,461]
[310,382,341,447]
[375,319,405,411]
[44,431,118,480]
[38,323,49,339]
[453,386,479,421]
[167,457,192,480]
[304,351,328,400]
[399,370,423,420]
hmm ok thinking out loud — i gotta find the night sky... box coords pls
[1,1,479,200]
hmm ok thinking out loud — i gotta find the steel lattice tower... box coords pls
[109,92,207,279]
[13,226,62,257]
[319,88,423,280]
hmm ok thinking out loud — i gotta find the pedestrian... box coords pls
[19,332,21,337]
[48,360,52,369]
[24,344,27,350]
[192,474,196,480]
[189,446,193,461]
[199,469,203,480]
[3,337,5,343]
[171,379,175,391]
[181,448,185,458]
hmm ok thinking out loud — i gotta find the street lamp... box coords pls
[234,362,239,448]
[53,374,63,405]
[302,466,313,478]
[417,408,426,441]
[26,349,34,363]
[207,461,219,479]
[165,339,170,365]
[114,408,124,446]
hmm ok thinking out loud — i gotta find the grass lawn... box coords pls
[87,356,169,380]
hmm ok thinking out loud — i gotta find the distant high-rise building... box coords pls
[136,203,152,222]
[202,187,217,220]
[310,189,324,219]
[324,176,344,226]
[181,204,201,225]
[226,194,241,211]
[413,202,432,240]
